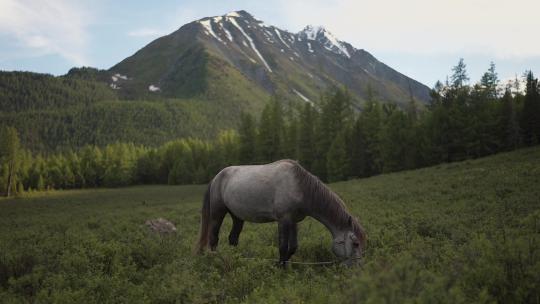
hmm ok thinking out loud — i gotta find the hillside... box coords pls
[1,147,539,302]
[0,70,263,151]
[111,10,430,107]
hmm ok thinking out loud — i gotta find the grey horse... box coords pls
[196,159,366,266]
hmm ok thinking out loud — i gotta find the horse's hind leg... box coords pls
[228,213,244,246]
[209,203,227,251]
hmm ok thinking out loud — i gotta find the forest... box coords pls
[1,60,539,196]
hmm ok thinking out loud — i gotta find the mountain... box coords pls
[1,10,433,152]
[110,10,430,108]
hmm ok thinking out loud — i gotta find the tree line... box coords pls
[1,60,539,196]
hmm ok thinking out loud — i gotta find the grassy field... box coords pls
[1,147,539,303]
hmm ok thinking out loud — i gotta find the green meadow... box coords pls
[1,147,539,303]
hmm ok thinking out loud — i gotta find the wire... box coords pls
[240,256,363,266]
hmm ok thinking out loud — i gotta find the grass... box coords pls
[1,147,539,303]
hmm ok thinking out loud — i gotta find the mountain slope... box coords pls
[110,10,430,107]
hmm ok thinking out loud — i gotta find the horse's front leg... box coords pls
[278,220,292,267]
[287,223,298,260]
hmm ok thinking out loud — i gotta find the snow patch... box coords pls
[301,25,350,58]
[280,49,284,53]
[114,73,128,80]
[307,42,314,53]
[293,89,311,103]
[242,40,248,47]
[111,75,118,82]
[274,29,290,48]
[110,83,120,90]
[199,19,224,43]
[294,51,300,57]
[148,85,160,92]
[225,11,241,18]
[498,76,527,96]
[222,25,233,42]
[228,17,273,72]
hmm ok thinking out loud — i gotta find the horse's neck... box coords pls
[310,208,344,240]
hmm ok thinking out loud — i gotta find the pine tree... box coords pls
[480,61,499,99]
[451,58,469,89]
[257,98,284,162]
[314,87,352,180]
[298,103,315,171]
[238,112,257,164]
[379,111,409,172]
[349,116,367,177]
[0,127,21,197]
[357,99,382,175]
[499,89,521,150]
[283,117,298,159]
[520,71,540,145]
[326,130,350,182]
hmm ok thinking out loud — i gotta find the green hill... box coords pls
[0,69,266,151]
[1,147,538,302]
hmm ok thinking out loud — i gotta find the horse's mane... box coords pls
[283,160,367,247]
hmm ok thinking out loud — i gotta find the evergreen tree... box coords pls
[349,116,368,177]
[499,89,521,150]
[257,98,284,162]
[314,87,352,180]
[480,62,499,99]
[297,103,315,171]
[357,99,382,176]
[238,112,257,164]
[0,127,21,197]
[520,71,540,145]
[283,117,298,160]
[451,58,470,89]
[326,130,350,182]
[379,110,410,172]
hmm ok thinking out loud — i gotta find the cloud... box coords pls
[275,0,540,58]
[128,28,164,38]
[0,0,92,65]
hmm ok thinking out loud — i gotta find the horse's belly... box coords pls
[222,186,276,223]
[229,206,275,223]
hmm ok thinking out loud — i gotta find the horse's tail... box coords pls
[195,181,212,254]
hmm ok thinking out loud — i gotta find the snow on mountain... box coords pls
[300,25,351,58]
[227,14,273,72]
[110,10,431,106]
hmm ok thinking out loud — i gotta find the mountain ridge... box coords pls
[110,10,431,107]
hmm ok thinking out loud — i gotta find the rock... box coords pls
[145,218,177,234]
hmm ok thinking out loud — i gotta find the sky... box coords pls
[0,0,539,87]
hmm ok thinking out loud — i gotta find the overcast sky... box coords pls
[0,0,538,87]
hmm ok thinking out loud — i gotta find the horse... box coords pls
[195,159,366,266]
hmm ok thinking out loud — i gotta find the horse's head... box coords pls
[332,230,362,265]
[332,216,366,265]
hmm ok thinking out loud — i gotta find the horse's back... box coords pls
[215,160,303,222]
